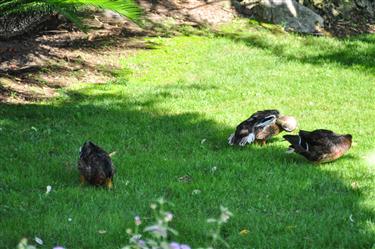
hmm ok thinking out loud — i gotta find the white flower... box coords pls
[219,206,233,223]
[164,212,173,222]
[46,185,52,194]
[134,216,142,226]
[192,189,201,195]
[34,237,43,245]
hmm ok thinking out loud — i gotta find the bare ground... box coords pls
[0,0,235,103]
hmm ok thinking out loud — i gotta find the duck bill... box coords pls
[105,179,113,189]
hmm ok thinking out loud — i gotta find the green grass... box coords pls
[1,19,375,249]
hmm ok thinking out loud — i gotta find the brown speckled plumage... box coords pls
[78,141,115,188]
[284,129,352,163]
[228,110,297,146]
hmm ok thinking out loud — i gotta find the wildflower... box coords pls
[52,247,65,249]
[219,206,233,223]
[164,212,173,222]
[169,242,180,249]
[34,237,43,245]
[46,185,52,194]
[192,189,201,195]
[169,242,191,249]
[137,239,146,247]
[150,203,157,209]
[135,216,142,226]
[144,225,167,238]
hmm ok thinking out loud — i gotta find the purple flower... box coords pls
[137,239,146,247]
[169,242,191,249]
[169,242,180,249]
[53,247,65,249]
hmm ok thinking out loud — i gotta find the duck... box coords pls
[78,141,116,189]
[228,109,297,146]
[283,129,352,163]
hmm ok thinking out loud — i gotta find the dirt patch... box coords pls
[0,0,235,103]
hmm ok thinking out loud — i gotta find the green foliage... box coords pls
[0,0,141,31]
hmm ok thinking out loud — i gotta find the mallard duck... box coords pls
[78,141,115,189]
[283,129,352,163]
[228,109,297,146]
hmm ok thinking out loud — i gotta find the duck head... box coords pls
[343,134,353,147]
[276,116,297,132]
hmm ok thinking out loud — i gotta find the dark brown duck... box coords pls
[78,141,115,188]
[283,129,352,163]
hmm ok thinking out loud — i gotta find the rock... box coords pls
[234,0,324,34]
[355,0,375,15]
[0,11,53,40]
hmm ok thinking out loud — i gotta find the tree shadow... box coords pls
[212,27,375,74]
[0,85,373,248]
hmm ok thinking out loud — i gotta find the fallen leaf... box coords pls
[178,175,192,183]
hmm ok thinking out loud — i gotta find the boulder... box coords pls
[0,11,53,40]
[234,0,324,34]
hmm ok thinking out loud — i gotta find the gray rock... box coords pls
[234,0,324,34]
[0,11,52,40]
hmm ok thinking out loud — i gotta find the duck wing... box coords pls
[284,129,351,163]
[78,141,114,185]
[228,110,280,146]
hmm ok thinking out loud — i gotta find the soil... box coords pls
[0,0,235,103]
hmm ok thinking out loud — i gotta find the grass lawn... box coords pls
[1,19,374,249]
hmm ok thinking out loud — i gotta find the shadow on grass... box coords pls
[0,85,374,248]
[212,29,375,74]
